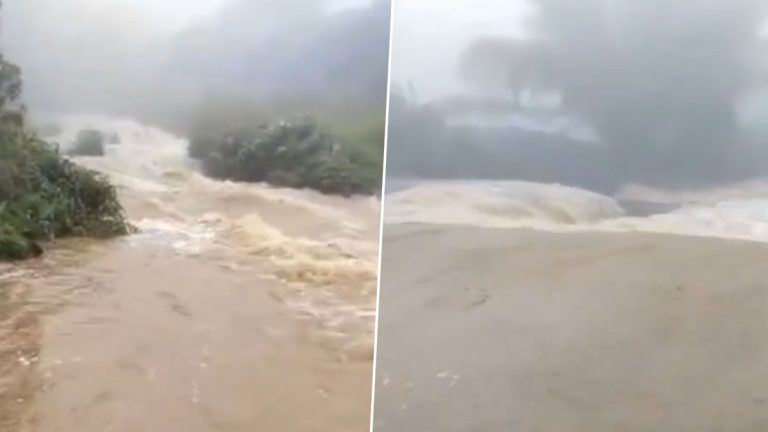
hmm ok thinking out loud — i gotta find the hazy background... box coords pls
[1,0,389,124]
[392,0,530,102]
[388,0,768,193]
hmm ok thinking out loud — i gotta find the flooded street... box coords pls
[0,116,380,431]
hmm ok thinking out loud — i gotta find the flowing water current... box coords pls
[386,179,768,243]
[0,115,380,432]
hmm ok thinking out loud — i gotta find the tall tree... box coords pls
[0,0,24,125]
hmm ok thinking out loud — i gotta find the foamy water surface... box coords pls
[0,114,379,431]
[386,179,768,243]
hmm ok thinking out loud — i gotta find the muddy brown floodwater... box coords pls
[0,116,380,432]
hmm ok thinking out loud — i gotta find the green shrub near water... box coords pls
[0,122,131,260]
[189,117,382,196]
[330,115,385,195]
[1,48,130,261]
[69,129,105,156]
[0,222,38,260]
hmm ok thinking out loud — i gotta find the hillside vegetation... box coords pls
[0,52,130,260]
[183,100,384,196]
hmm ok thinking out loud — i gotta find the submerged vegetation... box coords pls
[0,48,130,261]
[69,129,105,156]
[184,101,384,197]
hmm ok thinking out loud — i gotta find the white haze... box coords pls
[391,0,530,102]
[0,0,387,117]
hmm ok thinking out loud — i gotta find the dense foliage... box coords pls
[189,115,383,197]
[0,45,130,260]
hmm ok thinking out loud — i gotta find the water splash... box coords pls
[387,179,768,244]
[38,113,381,353]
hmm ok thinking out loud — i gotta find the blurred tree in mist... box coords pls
[460,37,547,107]
[0,56,21,111]
[461,0,768,186]
[0,55,23,126]
[0,0,24,125]
[386,90,451,177]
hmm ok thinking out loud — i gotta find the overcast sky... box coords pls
[1,0,385,115]
[1,0,520,104]
[2,0,373,36]
[391,0,531,101]
[1,0,227,37]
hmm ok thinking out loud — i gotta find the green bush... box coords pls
[303,156,370,197]
[332,117,384,195]
[69,129,105,156]
[0,121,131,261]
[0,222,39,260]
[1,30,129,260]
[189,117,379,196]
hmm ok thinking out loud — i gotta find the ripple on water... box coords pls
[0,267,43,432]
[1,115,377,431]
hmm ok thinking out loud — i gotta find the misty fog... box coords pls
[388,0,768,192]
[1,0,389,123]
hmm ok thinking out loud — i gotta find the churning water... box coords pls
[0,115,380,432]
[386,179,768,244]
